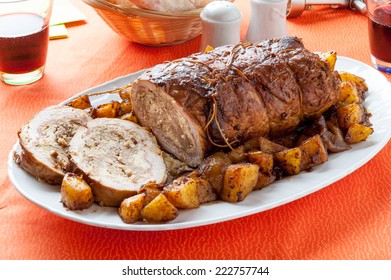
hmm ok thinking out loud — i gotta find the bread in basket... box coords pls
[83,0,235,46]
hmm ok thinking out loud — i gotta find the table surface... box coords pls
[1,0,390,260]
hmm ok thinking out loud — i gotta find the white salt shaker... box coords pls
[245,0,288,43]
[200,1,242,51]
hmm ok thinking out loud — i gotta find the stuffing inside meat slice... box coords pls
[69,118,167,207]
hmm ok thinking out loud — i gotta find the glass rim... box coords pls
[0,0,50,3]
[0,0,27,2]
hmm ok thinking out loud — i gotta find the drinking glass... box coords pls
[0,0,53,85]
[367,0,391,73]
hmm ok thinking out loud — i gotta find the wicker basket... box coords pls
[83,0,234,46]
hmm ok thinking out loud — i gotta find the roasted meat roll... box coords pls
[131,36,340,166]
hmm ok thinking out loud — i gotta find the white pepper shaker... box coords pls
[245,0,288,43]
[200,1,242,51]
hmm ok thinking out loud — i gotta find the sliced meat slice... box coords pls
[69,118,167,207]
[17,105,92,185]
[131,81,208,167]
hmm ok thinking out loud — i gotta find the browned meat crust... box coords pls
[132,36,340,166]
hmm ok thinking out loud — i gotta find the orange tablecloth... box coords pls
[1,0,390,260]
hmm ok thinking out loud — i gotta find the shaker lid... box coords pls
[201,1,242,22]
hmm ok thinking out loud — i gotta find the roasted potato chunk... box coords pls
[247,151,274,174]
[299,134,328,171]
[197,152,232,194]
[319,50,337,71]
[258,137,287,154]
[91,101,121,118]
[339,71,368,92]
[338,81,361,105]
[226,139,260,163]
[227,145,246,164]
[337,103,363,130]
[141,193,179,223]
[163,177,200,209]
[118,193,146,224]
[118,85,132,100]
[255,172,276,190]
[118,100,133,116]
[345,123,374,144]
[137,182,163,206]
[197,178,217,204]
[119,112,138,123]
[164,176,216,208]
[61,173,94,210]
[220,163,259,202]
[203,45,214,53]
[274,147,302,175]
[68,95,91,110]
[247,151,276,190]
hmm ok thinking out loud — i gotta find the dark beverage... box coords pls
[0,13,49,74]
[368,5,391,63]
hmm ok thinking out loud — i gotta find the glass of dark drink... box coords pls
[0,0,53,85]
[367,0,391,73]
